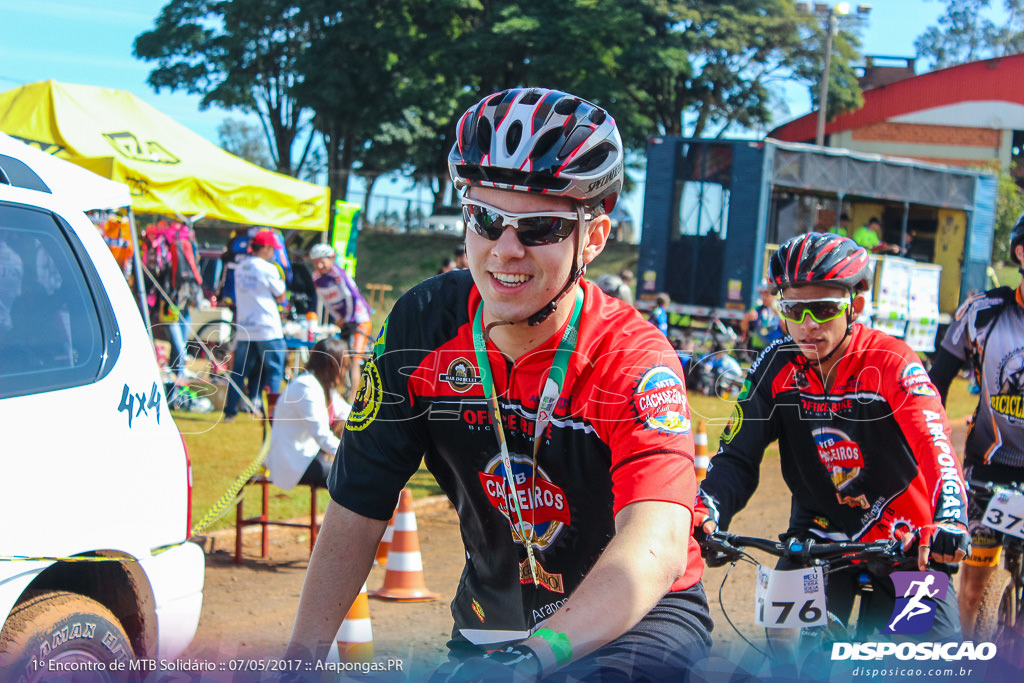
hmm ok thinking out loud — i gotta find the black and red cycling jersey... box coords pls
[932,286,1024,470]
[329,271,703,645]
[701,324,967,543]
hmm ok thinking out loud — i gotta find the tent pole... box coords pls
[127,207,153,340]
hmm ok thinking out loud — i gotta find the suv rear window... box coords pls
[0,203,118,398]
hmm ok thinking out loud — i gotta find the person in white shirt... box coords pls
[223,229,289,421]
[266,338,350,488]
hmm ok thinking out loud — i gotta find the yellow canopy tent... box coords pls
[0,80,329,231]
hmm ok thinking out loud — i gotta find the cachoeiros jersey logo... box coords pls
[478,454,570,550]
[992,348,1024,424]
[631,365,691,435]
[813,427,864,489]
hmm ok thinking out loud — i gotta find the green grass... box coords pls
[179,409,442,534]
[993,263,1020,289]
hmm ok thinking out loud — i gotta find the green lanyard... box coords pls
[472,287,583,585]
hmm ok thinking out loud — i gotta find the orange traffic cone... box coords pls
[694,420,709,483]
[374,511,395,566]
[335,582,374,662]
[370,488,439,602]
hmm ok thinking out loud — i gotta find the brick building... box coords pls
[769,54,1024,175]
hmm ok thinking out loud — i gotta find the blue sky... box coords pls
[0,0,963,219]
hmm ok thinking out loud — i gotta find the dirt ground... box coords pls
[183,425,970,678]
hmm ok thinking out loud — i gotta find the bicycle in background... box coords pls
[967,479,1024,655]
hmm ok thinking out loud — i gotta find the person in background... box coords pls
[453,243,469,269]
[265,337,350,489]
[288,86,710,681]
[740,280,784,358]
[697,232,969,645]
[308,243,372,403]
[618,269,636,305]
[595,272,633,304]
[828,212,851,238]
[929,216,1024,638]
[853,217,900,254]
[438,257,456,274]
[649,292,670,337]
[223,229,288,422]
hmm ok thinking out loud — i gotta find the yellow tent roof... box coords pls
[0,80,329,230]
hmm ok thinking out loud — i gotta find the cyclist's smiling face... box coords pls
[465,187,594,329]
[779,284,860,362]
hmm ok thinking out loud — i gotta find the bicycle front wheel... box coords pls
[975,568,1014,642]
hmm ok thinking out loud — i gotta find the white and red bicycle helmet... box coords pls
[448,87,623,214]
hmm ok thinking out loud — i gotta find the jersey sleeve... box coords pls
[884,347,968,526]
[938,295,976,362]
[699,345,783,530]
[590,325,696,517]
[327,297,432,520]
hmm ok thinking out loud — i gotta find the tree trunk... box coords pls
[362,176,379,229]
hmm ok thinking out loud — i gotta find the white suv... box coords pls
[0,155,204,678]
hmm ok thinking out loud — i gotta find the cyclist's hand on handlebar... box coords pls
[903,521,971,571]
[694,490,720,534]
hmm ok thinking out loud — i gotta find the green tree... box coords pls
[604,1,859,140]
[916,0,1024,69]
[134,0,317,177]
[217,118,274,170]
[291,0,422,203]
[994,163,1024,262]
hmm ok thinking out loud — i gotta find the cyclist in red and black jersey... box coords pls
[697,232,970,640]
[930,216,1024,637]
[287,88,711,681]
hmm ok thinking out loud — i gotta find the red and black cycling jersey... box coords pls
[329,271,702,645]
[701,324,967,543]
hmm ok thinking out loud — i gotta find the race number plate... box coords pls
[983,487,1024,539]
[754,566,827,628]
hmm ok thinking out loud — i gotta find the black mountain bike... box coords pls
[700,530,918,660]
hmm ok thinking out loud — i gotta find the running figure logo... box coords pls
[883,571,949,635]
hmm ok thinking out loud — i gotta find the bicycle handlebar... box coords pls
[699,530,907,570]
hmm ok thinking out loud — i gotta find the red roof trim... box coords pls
[769,53,1024,142]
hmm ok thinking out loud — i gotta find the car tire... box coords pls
[0,591,136,682]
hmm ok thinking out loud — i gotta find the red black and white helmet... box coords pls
[769,232,871,293]
[448,88,624,214]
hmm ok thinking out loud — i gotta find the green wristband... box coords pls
[533,628,573,666]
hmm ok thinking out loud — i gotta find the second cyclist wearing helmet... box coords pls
[699,232,968,560]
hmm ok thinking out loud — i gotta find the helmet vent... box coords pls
[520,90,543,105]
[566,143,612,174]
[506,121,523,156]
[554,97,580,116]
[558,125,594,158]
[530,128,563,161]
[587,108,607,125]
[476,117,493,155]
